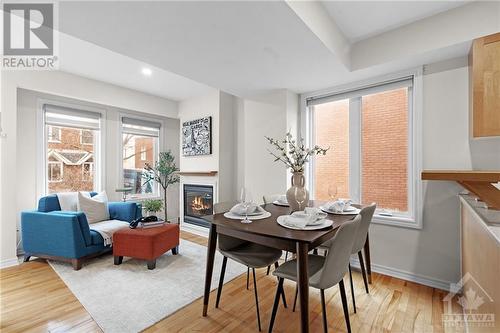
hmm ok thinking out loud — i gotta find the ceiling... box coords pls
[53,1,497,100]
[321,1,470,42]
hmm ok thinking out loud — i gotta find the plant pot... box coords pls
[286,172,309,212]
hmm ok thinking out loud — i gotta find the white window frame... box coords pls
[80,129,94,145]
[37,98,106,196]
[301,68,423,229]
[47,126,61,143]
[82,162,93,181]
[48,161,63,182]
[119,113,164,201]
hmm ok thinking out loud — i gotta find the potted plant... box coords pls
[265,132,329,211]
[143,151,180,222]
[143,199,163,217]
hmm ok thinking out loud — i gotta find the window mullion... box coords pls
[349,97,361,204]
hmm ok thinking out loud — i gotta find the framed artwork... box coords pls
[182,116,212,156]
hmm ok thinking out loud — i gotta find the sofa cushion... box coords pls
[89,230,104,246]
[38,194,61,212]
[58,192,91,211]
[38,192,98,212]
[78,192,110,223]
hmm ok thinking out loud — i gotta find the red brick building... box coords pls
[313,88,408,212]
[46,126,94,193]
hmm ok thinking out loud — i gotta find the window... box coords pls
[307,75,419,226]
[43,104,101,194]
[121,117,160,199]
[80,129,93,145]
[48,161,63,182]
[47,126,61,142]
[82,161,93,181]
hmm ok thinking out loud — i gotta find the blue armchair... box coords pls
[21,193,142,270]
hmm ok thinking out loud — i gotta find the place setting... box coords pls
[318,183,360,215]
[223,188,271,223]
[277,207,333,230]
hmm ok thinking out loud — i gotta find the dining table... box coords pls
[201,200,372,333]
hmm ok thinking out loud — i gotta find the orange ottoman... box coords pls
[113,224,179,270]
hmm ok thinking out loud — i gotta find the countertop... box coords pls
[460,194,500,244]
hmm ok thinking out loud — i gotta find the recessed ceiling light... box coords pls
[141,67,152,76]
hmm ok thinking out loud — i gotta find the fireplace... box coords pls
[183,184,213,228]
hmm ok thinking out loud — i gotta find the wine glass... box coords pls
[295,187,307,212]
[240,187,253,224]
[328,183,338,202]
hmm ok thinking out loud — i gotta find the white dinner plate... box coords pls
[276,215,333,230]
[224,211,272,220]
[273,200,289,207]
[319,206,361,215]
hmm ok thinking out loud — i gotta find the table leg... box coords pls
[296,241,310,333]
[203,224,218,316]
[364,231,372,284]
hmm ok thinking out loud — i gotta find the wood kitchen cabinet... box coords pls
[469,32,500,137]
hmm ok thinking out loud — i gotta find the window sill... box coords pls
[126,196,161,202]
[371,214,422,229]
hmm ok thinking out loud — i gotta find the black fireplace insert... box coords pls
[183,184,213,228]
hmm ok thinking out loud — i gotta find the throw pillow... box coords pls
[57,191,91,211]
[78,191,110,224]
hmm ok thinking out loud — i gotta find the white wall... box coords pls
[1,70,180,267]
[238,90,300,202]
[178,89,220,172]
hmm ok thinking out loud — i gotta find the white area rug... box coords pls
[49,239,246,333]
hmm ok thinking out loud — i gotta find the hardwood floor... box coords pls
[1,231,464,333]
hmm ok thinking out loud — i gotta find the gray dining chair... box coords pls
[213,202,287,331]
[268,214,361,333]
[318,203,376,313]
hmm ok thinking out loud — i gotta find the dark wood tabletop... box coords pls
[203,200,358,246]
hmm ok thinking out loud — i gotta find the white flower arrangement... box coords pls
[265,132,329,173]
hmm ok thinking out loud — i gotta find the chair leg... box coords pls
[313,248,318,255]
[339,280,352,333]
[23,255,31,262]
[266,265,271,275]
[358,251,369,294]
[268,277,284,333]
[292,284,298,312]
[252,268,262,331]
[284,251,288,261]
[274,262,287,308]
[246,267,250,290]
[348,263,356,313]
[215,256,228,308]
[320,289,328,333]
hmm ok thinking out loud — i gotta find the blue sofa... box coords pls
[21,193,142,270]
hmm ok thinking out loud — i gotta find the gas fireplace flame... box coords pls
[191,196,210,212]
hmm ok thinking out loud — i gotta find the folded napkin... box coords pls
[283,216,309,229]
[230,203,261,215]
[325,199,353,212]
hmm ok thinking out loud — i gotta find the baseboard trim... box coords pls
[180,223,209,238]
[350,257,452,292]
[0,257,19,269]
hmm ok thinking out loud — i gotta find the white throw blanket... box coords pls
[90,220,128,246]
